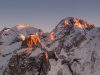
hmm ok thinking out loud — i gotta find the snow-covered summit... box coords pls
[57,17,94,29]
[0,24,40,45]
[12,24,39,35]
[16,24,31,29]
[50,17,95,42]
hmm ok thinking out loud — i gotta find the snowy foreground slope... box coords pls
[0,17,100,75]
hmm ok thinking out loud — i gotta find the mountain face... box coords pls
[47,17,100,75]
[0,24,39,45]
[0,17,100,75]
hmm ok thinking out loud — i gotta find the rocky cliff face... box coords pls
[0,17,100,75]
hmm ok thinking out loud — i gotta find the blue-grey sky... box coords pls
[0,0,100,32]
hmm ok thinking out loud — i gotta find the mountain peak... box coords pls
[16,24,32,29]
[57,17,95,29]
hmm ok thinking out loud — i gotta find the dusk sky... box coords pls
[0,0,100,32]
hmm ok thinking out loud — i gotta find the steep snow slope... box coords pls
[48,28,100,75]
[0,17,100,75]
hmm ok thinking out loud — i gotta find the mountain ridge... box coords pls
[0,17,100,75]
